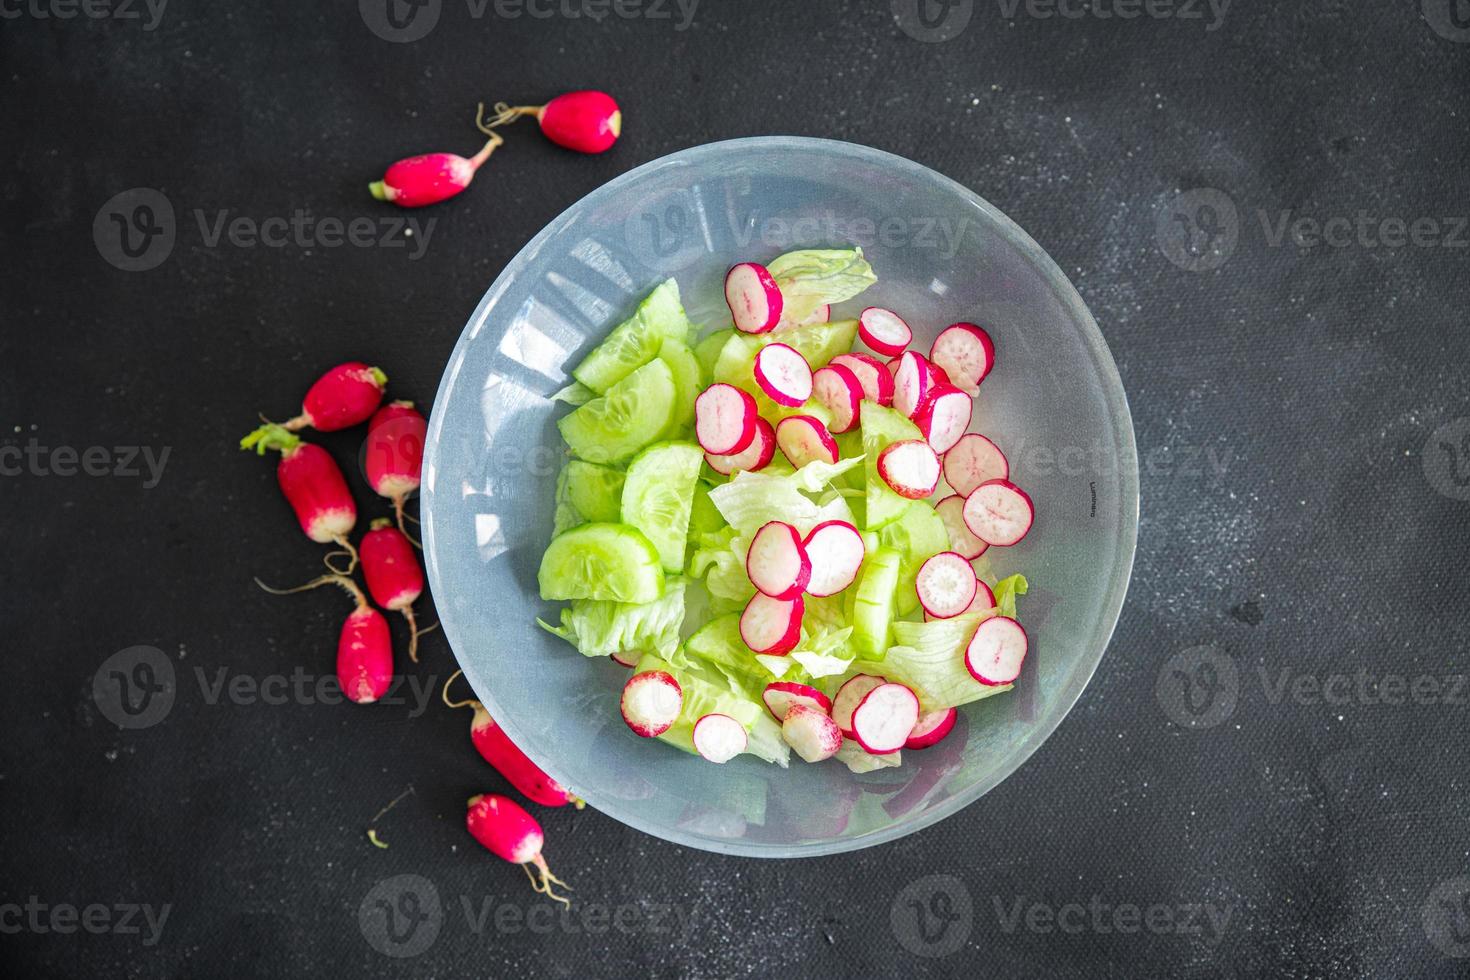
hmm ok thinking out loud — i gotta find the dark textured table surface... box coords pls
[4,2,1469,977]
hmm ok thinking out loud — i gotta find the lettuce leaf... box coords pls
[835,741,902,774]
[637,652,789,767]
[992,573,1029,618]
[538,579,686,659]
[766,248,877,324]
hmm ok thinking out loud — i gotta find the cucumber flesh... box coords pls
[621,441,703,573]
[558,358,677,465]
[563,461,626,525]
[878,501,953,616]
[571,279,692,394]
[538,523,665,603]
[657,337,703,440]
[694,328,735,380]
[861,402,923,530]
[852,548,902,658]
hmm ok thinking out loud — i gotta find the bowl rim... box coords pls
[422,135,1139,858]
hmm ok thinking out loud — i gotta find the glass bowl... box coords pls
[421,137,1138,857]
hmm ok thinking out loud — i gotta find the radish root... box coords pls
[393,495,422,548]
[476,101,542,134]
[525,853,572,908]
[324,534,360,575]
[254,572,367,609]
[441,668,479,710]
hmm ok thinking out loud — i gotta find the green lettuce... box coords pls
[766,248,877,324]
[538,579,686,659]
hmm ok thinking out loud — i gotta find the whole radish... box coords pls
[240,424,359,572]
[255,573,392,704]
[266,361,389,433]
[360,519,426,661]
[443,671,583,808]
[370,130,504,207]
[466,793,572,906]
[363,400,426,536]
[479,91,621,154]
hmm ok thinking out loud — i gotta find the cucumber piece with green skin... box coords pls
[571,279,692,394]
[656,337,703,439]
[538,523,665,603]
[878,501,953,616]
[688,481,726,542]
[694,328,735,380]
[621,441,703,573]
[852,548,902,658]
[563,461,626,525]
[558,358,677,465]
[712,320,859,391]
[861,402,924,530]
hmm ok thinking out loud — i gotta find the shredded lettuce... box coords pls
[638,652,789,767]
[688,528,756,602]
[835,741,902,774]
[766,248,877,324]
[538,579,686,659]
[549,382,595,405]
[992,573,1029,618]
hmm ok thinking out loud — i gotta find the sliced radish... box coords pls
[915,551,978,619]
[763,681,833,721]
[965,616,1028,686]
[831,673,886,736]
[620,670,683,737]
[726,262,783,334]
[913,384,972,454]
[611,649,641,668]
[811,363,863,433]
[775,415,838,468]
[930,322,995,395]
[692,713,748,764]
[858,307,912,357]
[877,439,941,499]
[892,350,935,419]
[851,682,921,754]
[802,304,831,325]
[739,592,804,655]
[935,494,988,559]
[746,521,811,599]
[801,520,866,597]
[695,383,758,456]
[963,479,1034,547]
[782,703,843,763]
[969,579,997,613]
[705,416,775,475]
[905,707,957,749]
[943,433,1009,497]
[830,352,894,406]
[753,343,813,407]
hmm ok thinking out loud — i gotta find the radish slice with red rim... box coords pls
[811,363,863,433]
[915,551,978,619]
[914,384,972,454]
[929,322,995,395]
[705,416,775,475]
[802,519,866,597]
[935,494,988,559]
[775,415,838,468]
[965,615,1028,686]
[695,383,758,456]
[905,707,957,749]
[877,439,941,499]
[726,263,783,334]
[831,673,886,735]
[858,307,912,357]
[739,592,804,655]
[830,352,894,406]
[620,670,683,737]
[782,703,843,762]
[963,479,1034,547]
[762,681,833,721]
[801,304,831,325]
[943,433,1009,497]
[610,649,640,668]
[745,521,811,599]
[851,682,921,754]
[753,343,813,407]
[892,351,935,419]
[692,713,748,763]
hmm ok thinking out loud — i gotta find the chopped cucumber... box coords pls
[571,278,692,394]
[852,548,902,658]
[694,328,735,379]
[775,318,859,370]
[688,481,725,541]
[562,461,626,526]
[537,522,665,603]
[657,337,703,439]
[878,501,952,616]
[860,402,923,530]
[621,441,703,573]
[558,358,677,465]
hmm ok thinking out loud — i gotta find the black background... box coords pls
[4,1,1469,976]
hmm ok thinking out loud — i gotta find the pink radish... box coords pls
[739,592,803,655]
[811,363,863,433]
[753,343,813,406]
[775,415,838,468]
[801,520,866,597]
[443,671,583,808]
[481,90,622,154]
[266,361,389,433]
[610,649,641,668]
[801,304,831,325]
[934,494,988,560]
[725,263,784,334]
[877,439,941,499]
[905,707,957,749]
[830,352,895,406]
[465,793,571,906]
[762,681,833,721]
[695,383,758,455]
[782,703,843,763]
[963,479,1035,547]
[338,590,393,705]
[943,433,1009,497]
[965,615,1028,686]
[240,424,358,569]
[929,322,995,395]
[705,416,775,475]
[850,682,921,754]
[371,132,504,207]
[892,351,936,418]
[746,521,811,599]
[831,673,887,736]
[913,384,972,455]
[931,577,997,620]
[692,713,748,764]
[360,520,426,661]
[915,551,978,619]
[620,670,683,737]
[858,307,913,356]
[364,400,426,535]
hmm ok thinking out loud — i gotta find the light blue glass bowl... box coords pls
[422,137,1138,857]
